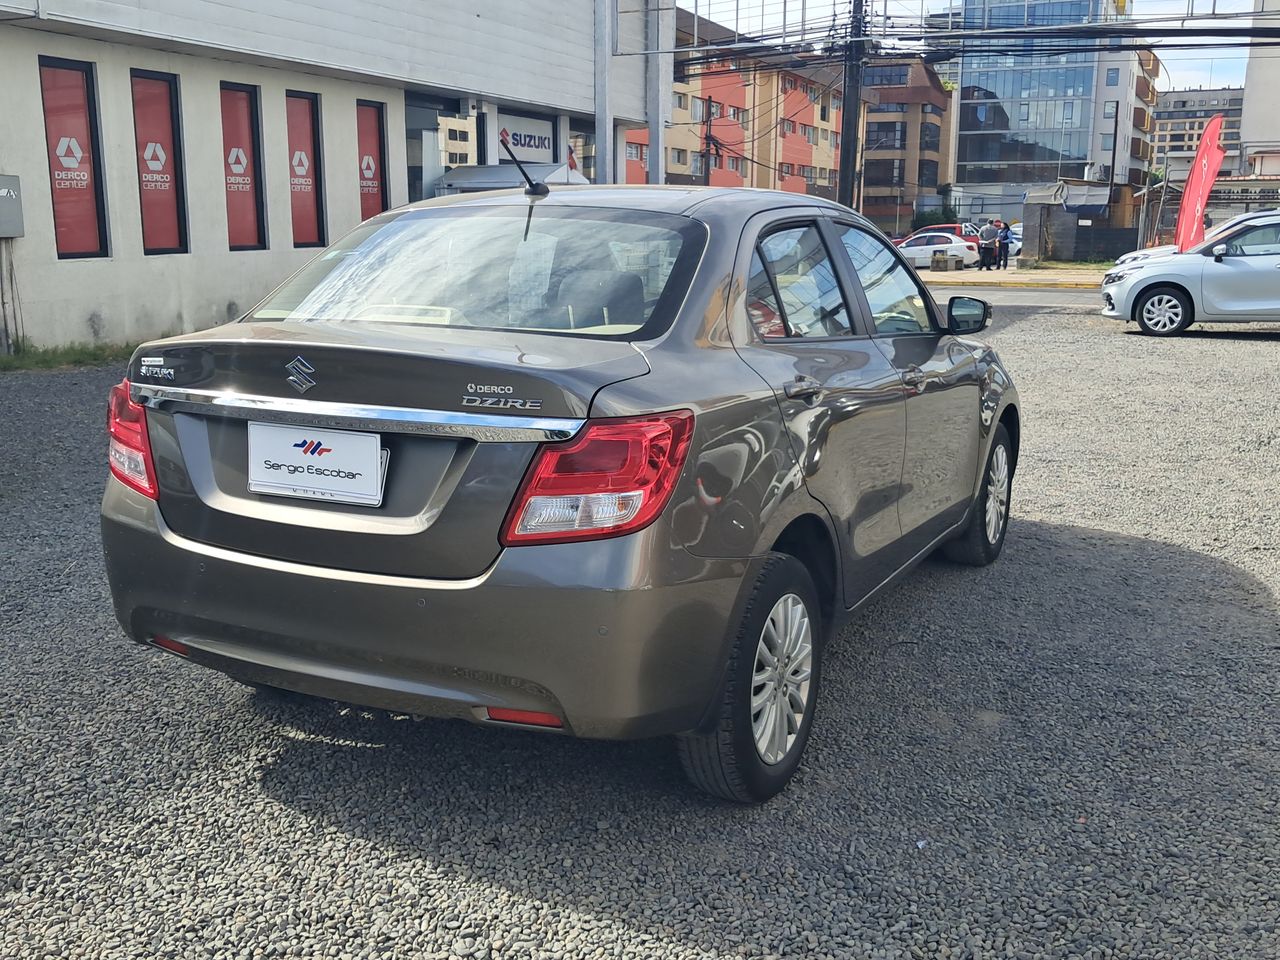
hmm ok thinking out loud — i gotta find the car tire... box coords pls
[942,423,1013,566]
[678,554,823,803]
[1135,286,1193,336]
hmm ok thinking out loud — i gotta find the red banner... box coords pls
[356,102,386,220]
[1175,114,1226,253]
[131,75,183,253]
[39,63,104,257]
[221,87,262,249]
[286,94,322,246]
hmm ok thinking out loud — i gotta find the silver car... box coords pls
[102,186,1021,802]
[1102,213,1280,335]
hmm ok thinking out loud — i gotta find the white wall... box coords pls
[8,0,648,124]
[1241,0,1280,164]
[0,25,408,347]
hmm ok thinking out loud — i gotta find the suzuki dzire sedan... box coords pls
[102,186,1020,803]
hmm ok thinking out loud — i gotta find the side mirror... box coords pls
[947,296,991,335]
[1212,243,1228,262]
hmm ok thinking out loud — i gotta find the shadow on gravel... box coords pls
[1123,326,1280,341]
[249,518,1280,954]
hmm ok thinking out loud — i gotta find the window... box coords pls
[920,122,941,152]
[864,159,903,186]
[710,100,722,119]
[918,158,939,187]
[727,156,743,174]
[250,207,705,340]
[871,102,907,113]
[671,147,688,165]
[1018,102,1030,123]
[820,128,829,142]
[1224,224,1280,256]
[779,163,793,177]
[447,152,465,165]
[832,96,842,112]
[356,100,388,220]
[922,103,944,115]
[867,121,905,149]
[1106,68,1119,86]
[285,91,325,248]
[39,57,108,258]
[219,82,266,250]
[673,92,688,110]
[784,119,796,135]
[737,107,750,127]
[1064,101,1074,121]
[1104,100,1118,120]
[626,143,642,162]
[801,123,817,145]
[690,153,705,176]
[836,227,932,335]
[691,97,706,122]
[710,153,722,169]
[129,69,187,255]
[784,76,796,91]
[865,65,909,87]
[752,226,851,338]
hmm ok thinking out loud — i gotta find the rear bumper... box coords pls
[101,478,750,739]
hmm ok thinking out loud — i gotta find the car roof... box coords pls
[397,184,868,223]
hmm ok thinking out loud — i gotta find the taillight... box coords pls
[501,410,694,545]
[107,379,158,499]
[966,242,978,252]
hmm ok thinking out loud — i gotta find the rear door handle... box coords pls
[784,376,824,401]
[902,366,926,387]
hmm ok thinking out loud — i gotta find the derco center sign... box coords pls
[496,112,555,163]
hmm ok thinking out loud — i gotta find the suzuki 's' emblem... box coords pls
[285,356,316,394]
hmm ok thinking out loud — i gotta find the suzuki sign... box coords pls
[496,112,555,164]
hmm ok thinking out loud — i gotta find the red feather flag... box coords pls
[1175,114,1226,252]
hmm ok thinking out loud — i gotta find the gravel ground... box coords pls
[2,306,1278,960]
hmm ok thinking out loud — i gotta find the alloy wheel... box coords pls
[751,593,813,765]
[1141,294,1184,333]
[985,443,1010,545]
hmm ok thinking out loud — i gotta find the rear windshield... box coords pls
[249,205,707,340]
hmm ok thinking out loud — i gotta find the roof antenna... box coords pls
[499,129,550,197]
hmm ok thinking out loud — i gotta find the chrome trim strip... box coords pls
[132,385,583,442]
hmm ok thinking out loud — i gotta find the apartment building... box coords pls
[1152,88,1244,182]
[859,59,953,237]
[625,10,862,197]
[1240,0,1280,175]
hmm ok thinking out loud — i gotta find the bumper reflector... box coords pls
[150,635,190,656]
[485,707,563,728]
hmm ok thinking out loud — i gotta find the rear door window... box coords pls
[751,225,852,338]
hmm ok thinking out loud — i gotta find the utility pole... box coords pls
[702,94,714,186]
[837,1,865,209]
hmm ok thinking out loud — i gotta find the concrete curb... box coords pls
[921,277,1101,290]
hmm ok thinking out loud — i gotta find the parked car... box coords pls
[897,222,979,246]
[1102,212,1280,335]
[897,231,981,268]
[102,186,1020,803]
[1114,208,1280,266]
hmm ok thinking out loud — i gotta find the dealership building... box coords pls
[0,0,665,348]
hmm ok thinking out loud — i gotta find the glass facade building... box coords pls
[956,0,1119,194]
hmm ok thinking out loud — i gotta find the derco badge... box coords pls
[461,382,543,410]
[138,356,176,380]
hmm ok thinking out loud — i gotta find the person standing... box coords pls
[997,221,1012,270]
[978,219,998,270]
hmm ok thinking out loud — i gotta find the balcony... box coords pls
[1138,49,1161,81]
[1130,138,1151,162]
[1133,107,1151,133]
[1135,75,1156,107]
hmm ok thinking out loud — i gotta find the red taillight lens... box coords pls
[966,242,978,252]
[107,379,157,500]
[501,410,694,546]
[485,707,563,728]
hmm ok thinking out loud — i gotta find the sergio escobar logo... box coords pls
[262,461,363,480]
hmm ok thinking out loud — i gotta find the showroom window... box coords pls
[219,82,266,250]
[39,57,108,259]
[356,100,389,220]
[285,91,325,248]
[129,70,187,255]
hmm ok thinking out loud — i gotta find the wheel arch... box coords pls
[998,403,1021,476]
[1131,280,1195,325]
[768,513,839,628]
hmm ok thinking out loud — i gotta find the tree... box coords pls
[911,206,960,231]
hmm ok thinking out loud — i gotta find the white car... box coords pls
[1101,213,1280,335]
[897,231,981,269]
[1115,208,1280,266]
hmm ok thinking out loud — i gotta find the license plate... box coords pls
[247,422,388,508]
